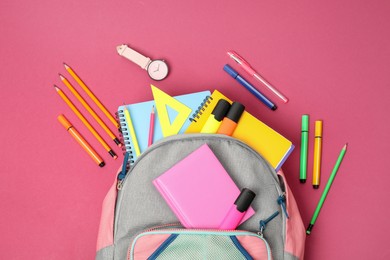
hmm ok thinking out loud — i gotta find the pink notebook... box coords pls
[153,144,255,229]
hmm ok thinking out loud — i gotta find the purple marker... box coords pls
[219,188,256,230]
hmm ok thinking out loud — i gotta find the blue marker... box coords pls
[223,64,277,111]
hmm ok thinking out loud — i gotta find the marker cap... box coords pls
[212,99,231,121]
[235,188,256,212]
[223,64,239,78]
[315,120,323,136]
[226,102,245,123]
[58,114,72,130]
[302,115,309,132]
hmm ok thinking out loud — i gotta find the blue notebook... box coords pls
[117,90,211,163]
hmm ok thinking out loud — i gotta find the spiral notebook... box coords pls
[153,143,255,228]
[186,90,294,171]
[117,90,211,163]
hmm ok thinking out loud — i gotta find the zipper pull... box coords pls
[258,211,279,236]
[117,152,131,190]
[277,194,289,219]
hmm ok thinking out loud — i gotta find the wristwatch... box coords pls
[116,44,169,81]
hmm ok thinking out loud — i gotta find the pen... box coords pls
[307,144,348,235]
[312,120,323,189]
[57,114,105,167]
[300,115,309,183]
[227,51,288,103]
[223,64,277,111]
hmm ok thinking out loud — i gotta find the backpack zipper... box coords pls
[128,226,272,260]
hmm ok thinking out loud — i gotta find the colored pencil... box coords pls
[148,106,155,146]
[54,85,117,159]
[60,74,122,147]
[63,63,120,130]
[306,143,348,235]
[123,106,141,156]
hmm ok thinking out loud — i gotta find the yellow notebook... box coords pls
[186,90,294,171]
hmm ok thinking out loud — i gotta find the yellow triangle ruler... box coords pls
[151,85,191,137]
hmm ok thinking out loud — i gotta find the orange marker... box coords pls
[217,102,245,136]
[58,114,105,167]
[59,74,122,147]
[63,63,120,131]
[313,120,323,189]
[54,85,117,159]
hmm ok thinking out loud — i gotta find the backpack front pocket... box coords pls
[128,229,272,260]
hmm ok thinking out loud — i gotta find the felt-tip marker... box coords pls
[217,102,245,136]
[223,64,277,111]
[300,115,309,183]
[219,188,256,230]
[201,99,231,133]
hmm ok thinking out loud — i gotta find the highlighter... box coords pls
[200,99,231,133]
[313,120,323,189]
[219,188,256,230]
[300,115,309,183]
[216,102,245,136]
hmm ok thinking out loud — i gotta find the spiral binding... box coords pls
[189,95,213,122]
[115,109,135,165]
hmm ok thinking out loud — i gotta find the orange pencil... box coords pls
[63,63,120,131]
[54,85,117,159]
[59,74,122,147]
[58,114,105,167]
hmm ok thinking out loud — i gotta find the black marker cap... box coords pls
[226,102,245,123]
[212,99,231,121]
[235,188,256,212]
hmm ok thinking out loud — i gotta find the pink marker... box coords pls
[219,188,256,230]
[227,51,289,103]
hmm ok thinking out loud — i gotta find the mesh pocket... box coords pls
[150,234,252,260]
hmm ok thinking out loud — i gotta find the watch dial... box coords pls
[147,60,169,81]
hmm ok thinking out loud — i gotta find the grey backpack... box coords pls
[96,134,306,260]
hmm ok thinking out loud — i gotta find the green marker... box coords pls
[300,115,309,183]
[306,144,348,235]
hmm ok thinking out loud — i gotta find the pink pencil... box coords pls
[148,106,155,146]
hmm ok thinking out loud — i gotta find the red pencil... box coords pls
[148,106,155,146]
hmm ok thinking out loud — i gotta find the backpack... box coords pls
[96,134,306,260]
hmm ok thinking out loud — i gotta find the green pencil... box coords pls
[306,143,348,235]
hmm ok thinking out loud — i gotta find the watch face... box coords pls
[147,60,169,81]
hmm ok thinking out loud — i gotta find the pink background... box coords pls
[1,0,389,259]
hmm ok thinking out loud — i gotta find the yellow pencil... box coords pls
[313,120,323,189]
[59,74,122,147]
[54,85,118,159]
[123,106,141,157]
[63,63,120,130]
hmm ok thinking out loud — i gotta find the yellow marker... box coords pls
[54,85,117,159]
[64,63,120,130]
[313,120,323,189]
[123,106,141,157]
[59,74,122,147]
[201,99,231,133]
